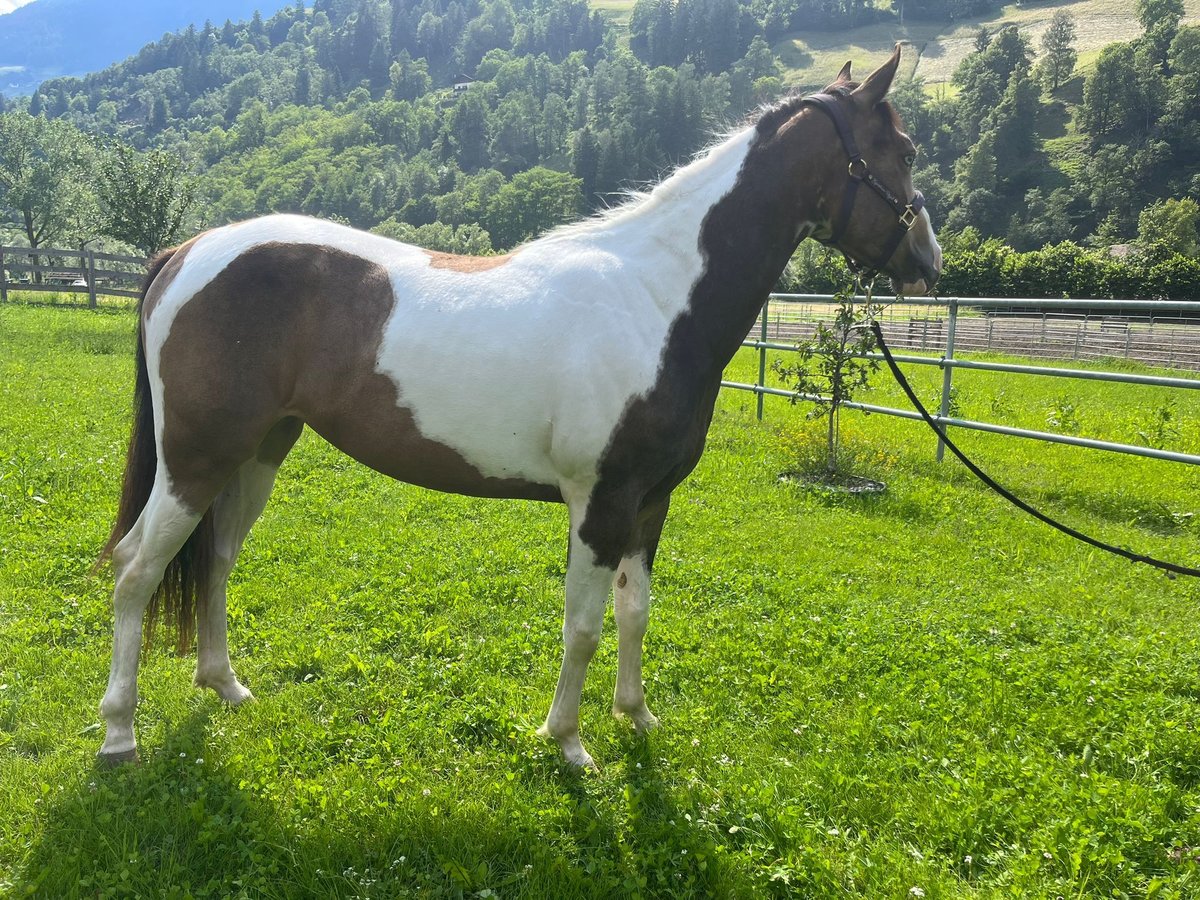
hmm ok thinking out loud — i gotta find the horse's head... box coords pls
[766,45,942,295]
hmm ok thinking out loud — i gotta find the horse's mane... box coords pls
[540,80,899,244]
[754,82,853,137]
[754,80,903,137]
[540,87,840,243]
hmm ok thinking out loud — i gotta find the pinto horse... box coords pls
[97,46,941,768]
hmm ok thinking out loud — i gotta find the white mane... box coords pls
[539,122,759,245]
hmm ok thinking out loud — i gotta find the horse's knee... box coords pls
[563,622,601,660]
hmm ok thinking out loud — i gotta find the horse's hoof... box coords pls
[614,705,660,735]
[632,713,660,736]
[560,743,598,770]
[222,685,255,706]
[536,724,599,770]
[96,747,140,768]
[568,750,598,770]
[195,675,255,706]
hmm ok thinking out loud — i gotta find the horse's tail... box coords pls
[96,247,214,653]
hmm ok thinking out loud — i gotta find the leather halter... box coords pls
[801,91,925,275]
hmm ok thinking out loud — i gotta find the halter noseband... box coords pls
[800,91,925,276]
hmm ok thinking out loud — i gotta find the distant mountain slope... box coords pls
[0,0,292,96]
[767,0,1200,91]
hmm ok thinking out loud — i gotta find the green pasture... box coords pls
[2,301,1200,898]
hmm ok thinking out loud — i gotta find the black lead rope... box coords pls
[869,320,1200,580]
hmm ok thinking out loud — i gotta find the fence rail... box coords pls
[725,294,1200,467]
[0,245,146,307]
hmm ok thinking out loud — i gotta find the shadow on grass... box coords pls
[13,706,283,897]
[16,705,741,898]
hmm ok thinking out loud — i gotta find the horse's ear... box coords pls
[835,60,853,84]
[851,43,902,106]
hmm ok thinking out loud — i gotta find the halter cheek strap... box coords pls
[800,92,925,274]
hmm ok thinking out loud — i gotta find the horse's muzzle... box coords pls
[894,248,941,296]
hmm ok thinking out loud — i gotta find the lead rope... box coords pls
[858,285,1200,580]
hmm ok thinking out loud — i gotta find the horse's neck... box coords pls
[576,125,811,381]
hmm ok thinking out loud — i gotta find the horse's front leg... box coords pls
[612,498,669,734]
[538,493,625,768]
[611,556,656,732]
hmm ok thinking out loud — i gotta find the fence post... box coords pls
[86,250,97,309]
[936,297,959,463]
[756,296,768,421]
[0,247,7,304]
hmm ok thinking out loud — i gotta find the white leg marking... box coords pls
[99,483,202,761]
[538,503,614,769]
[612,554,658,734]
[193,460,279,704]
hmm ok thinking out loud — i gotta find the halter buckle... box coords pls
[848,158,869,180]
[899,206,919,230]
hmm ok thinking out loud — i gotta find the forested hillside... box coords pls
[0,0,293,96]
[0,0,1196,279]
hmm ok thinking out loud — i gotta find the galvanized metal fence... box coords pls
[0,245,147,307]
[723,294,1200,467]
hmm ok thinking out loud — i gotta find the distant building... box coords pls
[452,75,475,94]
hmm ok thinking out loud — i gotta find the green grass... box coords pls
[590,0,634,27]
[2,303,1200,898]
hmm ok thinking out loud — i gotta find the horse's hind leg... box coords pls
[99,484,208,762]
[195,418,302,703]
[612,498,669,734]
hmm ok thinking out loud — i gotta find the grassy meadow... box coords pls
[2,300,1200,898]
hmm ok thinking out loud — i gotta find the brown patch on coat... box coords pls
[423,250,515,272]
[579,93,842,569]
[157,242,560,512]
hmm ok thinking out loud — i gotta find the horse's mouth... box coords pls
[891,276,931,297]
[891,259,940,297]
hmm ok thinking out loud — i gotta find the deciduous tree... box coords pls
[0,111,95,254]
[484,166,582,248]
[1038,10,1077,91]
[96,143,197,255]
[1137,197,1200,256]
[1081,43,1142,139]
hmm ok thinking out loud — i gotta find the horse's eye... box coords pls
[904,153,916,169]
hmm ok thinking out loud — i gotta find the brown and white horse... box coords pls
[97,47,940,768]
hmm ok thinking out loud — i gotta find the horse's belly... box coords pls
[301,376,562,502]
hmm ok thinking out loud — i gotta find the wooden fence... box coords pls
[0,245,147,307]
